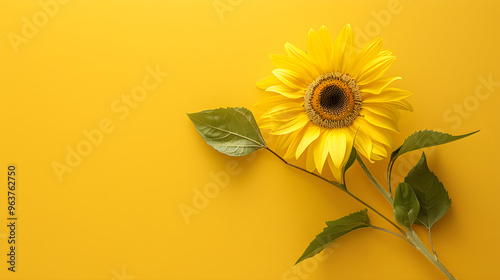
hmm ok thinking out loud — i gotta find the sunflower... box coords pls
[256,24,413,181]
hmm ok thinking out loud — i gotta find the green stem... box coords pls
[265,148,454,279]
[387,160,395,194]
[265,148,406,236]
[265,147,335,187]
[266,148,455,279]
[406,230,455,280]
[428,228,438,258]
[342,188,406,236]
[372,225,414,247]
[356,155,393,204]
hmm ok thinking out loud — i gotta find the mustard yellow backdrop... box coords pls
[1,0,499,279]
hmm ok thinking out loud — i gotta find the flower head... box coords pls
[256,24,413,181]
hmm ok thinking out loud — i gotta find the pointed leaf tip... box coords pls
[404,152,451,229]
[388,130,478,187]
[390,129,478,164]
[295,209,371,264]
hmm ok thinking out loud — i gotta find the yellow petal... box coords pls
[269,54,316,82]
[284,129,305,159]
[257,118,278,130]
[359,77,401,95]
[317,25,334,70]
[261,102,304,119]
[351,38,383,79]
[357,56,396,85]
[256,75,281,89]
[363,87,412,102]
[362,109,399,132]
[254,95,289,109]
[378,49,393,57]
[328,128,347,168]
[372,141,388,158]
[353,118,394,149]
[295,124,321,159]
[261,105,299,122]
[362,103,399,122]
[370,154,384,161]
[382,87,413,99]
[332,24,355,74]
[350,126,372,161]
[306,144,316,172]
[384,100,414,112]
[327,156,343,182]
[270,113,309,135]
[284,42,321,77]
[275,132,294,151]
[262,111,296,122]
[313,130,329,173]
[272,69,308,90]
[307,28,329,74]
[266,85,305,99]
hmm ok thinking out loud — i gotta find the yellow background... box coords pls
[1,0,499,279]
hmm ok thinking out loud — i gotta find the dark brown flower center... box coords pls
[304,73,362,128]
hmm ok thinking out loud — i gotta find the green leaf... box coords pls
[390,129,478,167]
[326,148,355,191]
[341,128,360,188]
[188,107,267,156]
[327,147,356,191]
[404,152,451,229]
[393,182,420,230]
[388,130,478,192]
[295,209,371,264]
[342,148,357,186]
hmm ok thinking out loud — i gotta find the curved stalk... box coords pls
[428,228,438,258]
[265,148,406,236]
[356,155,393,204]
[265,148,455,279]
[372,225,414,247]
[387,161,395,194]
[406,230,455,280]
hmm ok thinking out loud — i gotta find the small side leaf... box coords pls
[327,148,356,191]
[341,128,360,188]
[188,107,267,156]
[390,129,478,166]
[404,152,451,229]
[393,183,420,230]
[342,148,357,186]
[295,209,371,264]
